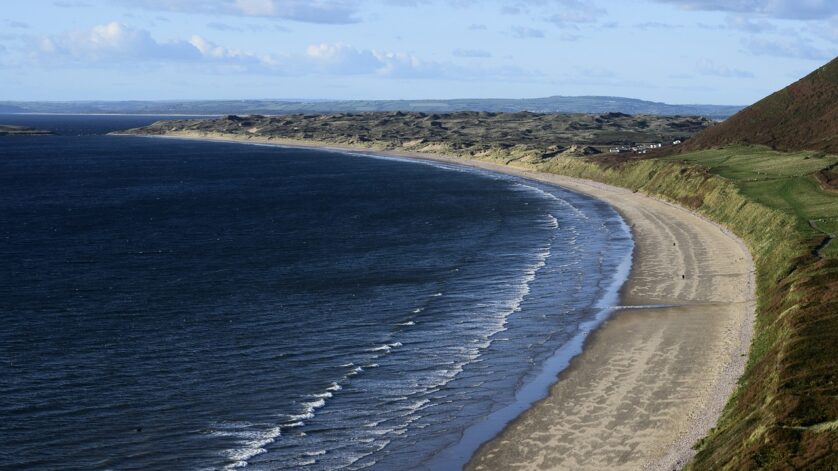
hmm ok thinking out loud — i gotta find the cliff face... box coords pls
[679,57,838,154]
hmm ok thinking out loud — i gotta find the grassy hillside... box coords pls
[679,57,838,154]
[648,59,838,468]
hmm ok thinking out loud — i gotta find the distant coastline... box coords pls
[1,112,220,117]
[1,95,744,119]
[0,124,53,136]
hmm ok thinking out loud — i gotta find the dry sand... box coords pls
[120,133,756,470]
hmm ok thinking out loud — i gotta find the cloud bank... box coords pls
[651,0,838,20]
[117,0,361,24]
[34,21,525,80]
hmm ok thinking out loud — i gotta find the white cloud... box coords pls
[206,21,290,32]
[304,42,383,74]
[3,19,30,29]
[302,41,531,79]
[53,1,91,7]
[634,22,681,30]
[696,58,754,78]
[742,37,831,59]
[651,0,838,20]
[547,0,605,29]
[724,14,776,33]
[116,0,361,24]
[38,22,200,62]
[511,26,545,38]
[815,16,838,43]
[235,0,276,16]
[452,48,492,58]
[189,35,259,62]
[32,21,532,80]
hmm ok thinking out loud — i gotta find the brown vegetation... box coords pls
[677,56,838,154]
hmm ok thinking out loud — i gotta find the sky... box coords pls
[0,0,836,104]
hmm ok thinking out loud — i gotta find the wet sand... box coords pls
[118,132,756,470]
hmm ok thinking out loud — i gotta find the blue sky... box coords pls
[1,0,835,104]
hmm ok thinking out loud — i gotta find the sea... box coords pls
[0,115,633,470]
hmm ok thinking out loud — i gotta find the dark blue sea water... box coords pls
[0,115,632,470]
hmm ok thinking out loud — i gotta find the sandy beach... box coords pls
[120,132,756,470]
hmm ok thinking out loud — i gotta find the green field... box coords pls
[663,146,838,257]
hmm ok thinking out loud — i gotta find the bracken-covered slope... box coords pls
[679,56,838,154]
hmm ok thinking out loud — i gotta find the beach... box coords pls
[119,132,756,470]
[462,171,755,470]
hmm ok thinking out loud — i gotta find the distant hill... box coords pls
[678,57,838,154]
[121,111,713,155]
[0,124,53,135]
[0,96,742,119]
[0,104,24,113]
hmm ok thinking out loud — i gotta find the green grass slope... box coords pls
[643,58,838,469]
[679,56,838,155]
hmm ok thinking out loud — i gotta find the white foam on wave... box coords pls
[367,341,402,353]
[423,199,634,471]
[546,213,559,229]
[211,421,282,470]
[278,379,345,432]
[398,320,416,326]
[342,239,556,449]
[515,183,590,221]
[302,398,326,410]
[286,411,315,421]
[431,292,443,297]
[346,366,364,377]
[412,307,424,313]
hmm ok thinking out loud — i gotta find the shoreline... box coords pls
[113,131,756,470]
